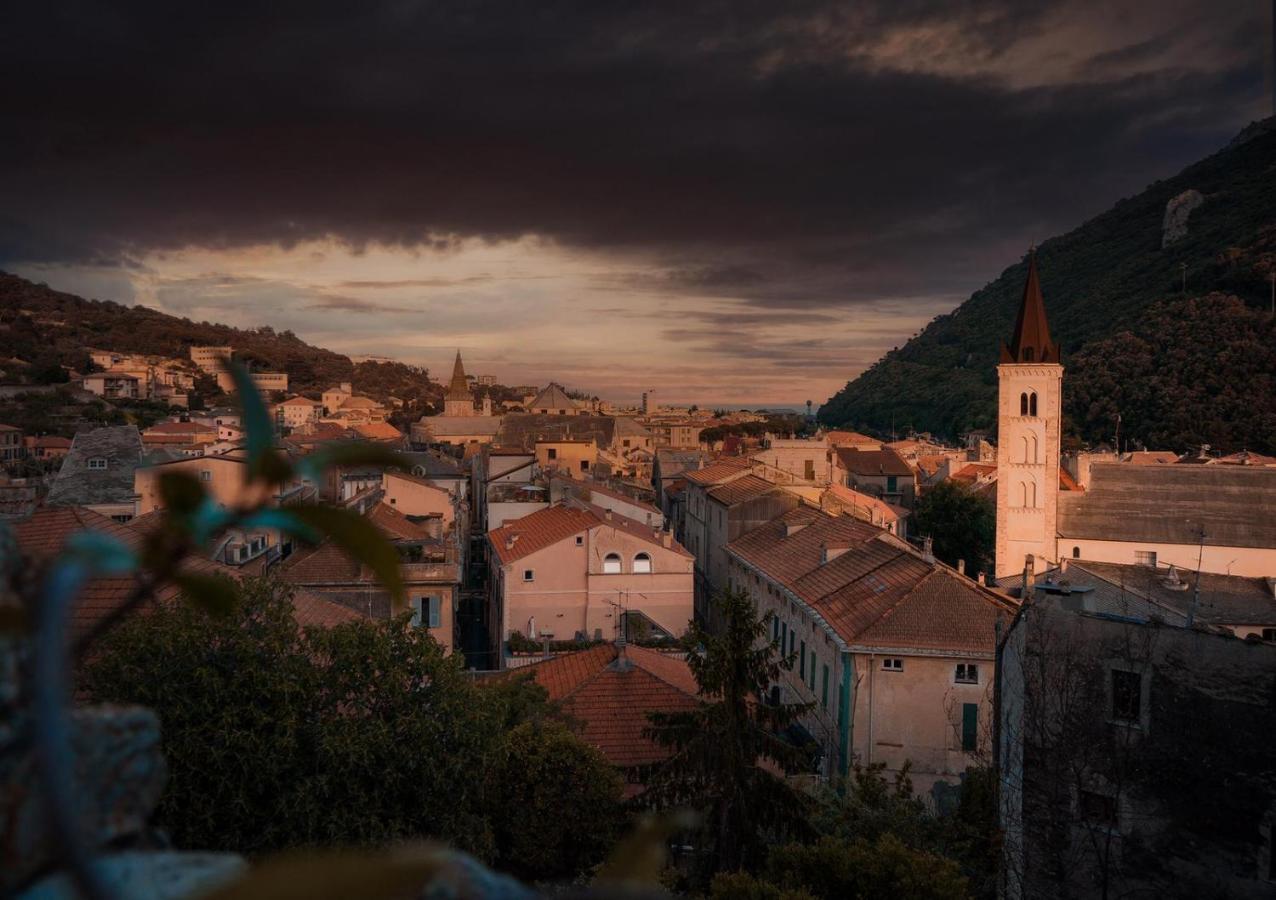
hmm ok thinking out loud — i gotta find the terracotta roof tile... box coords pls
[727,508,1014,655]
[835,447,914,477]
[488,505,598,565]
[707,474,779,506]
[682,461,751,486]
[368,503,437,541]
[519,645,700,768]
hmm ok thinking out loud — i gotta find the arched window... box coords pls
[1021,435,1030,464]
[633,552,652,574]
[602,552,622,574]
[1029,393,1038,417]
[1019,393,1028,416]
[1028,432,1038,464]
[1024,347,1035,362]
[1072,546,1081,559]
[1020,480,1037,508]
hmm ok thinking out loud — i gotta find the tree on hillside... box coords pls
[910,481,995,577]
[643,588,815,880]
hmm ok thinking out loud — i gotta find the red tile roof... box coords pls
[13,507,234,642]
[727,508,1014,655]
[835,447,914,477]
[352,421,403,442]
[707,474,779,506]
[488,505,598,565]
[368,503,437,541]
[289,589,366,627]
[682,460,751,486]
[520,644,700,768]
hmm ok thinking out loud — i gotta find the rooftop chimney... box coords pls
[977,572,986,586]
[604,508,613,522]
[661,531,672,548]
[956,559,965,576]
[922,536,935,563]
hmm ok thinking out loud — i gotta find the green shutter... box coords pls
[800,641,806,679]
[961,703,978,752]
[428,595,442,629]
[821,664,829,708]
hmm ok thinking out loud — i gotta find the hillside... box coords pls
[0,272,445,407]
[819,120,1276,454]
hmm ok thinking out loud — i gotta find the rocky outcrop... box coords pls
[1162,189,1205,247]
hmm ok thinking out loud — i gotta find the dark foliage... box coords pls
[643,588,815,880]
[819,127,1276,453]
[910,481,996,577]
[81,578,625,878]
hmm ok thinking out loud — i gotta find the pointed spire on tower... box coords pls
[1000,249,1058,364]
[446,349,471,400]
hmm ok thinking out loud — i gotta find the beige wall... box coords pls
[383,472,454,526]
[536,441,596,475]
[849,653,993,795]
[996,363,1063,579]
[1056,537,1276,579]
[135,457,274,516]
[754,439,832,483]
[495,525,693,647]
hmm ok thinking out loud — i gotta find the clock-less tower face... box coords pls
[994,254,1063,581]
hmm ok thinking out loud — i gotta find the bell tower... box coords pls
[994,252,1063,580]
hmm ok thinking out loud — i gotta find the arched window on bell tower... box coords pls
[1020,393,1028,416]
[1029,392,1038,417]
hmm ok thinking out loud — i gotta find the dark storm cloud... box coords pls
[0,1,1267,307]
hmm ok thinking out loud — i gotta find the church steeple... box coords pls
[1000,251,1058,364]
[442,349,476,416]
[446,350,471,400]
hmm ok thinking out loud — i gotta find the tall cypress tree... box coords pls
[643,587,815,878]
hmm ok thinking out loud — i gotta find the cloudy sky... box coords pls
[2,1,1270,405]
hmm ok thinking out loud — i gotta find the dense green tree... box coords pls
[643,588,815,880]
[485,721,624,881]
[82,577,624,877]
[910,480,995,576]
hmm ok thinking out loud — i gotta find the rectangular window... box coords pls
[575,535,584,545]
[1111,669,1142,722]
[961,703,978,752]
[821,664,829,708]
[789,631,795,656]
[808,654,816,690]
[580,460,589,471]
[772,616,779,642]
[1134,550,1157,567]
[547,448,557,460]
[886,475,898,492]
[87,458,107,470]
[882,658,903,672]
[1262,628,1276,642]
[522,569,534,582]
[955,663,979,684]
[804,460,815,480]
[781,621,787,649]
[428,595,442,629]
[799,641,806,679]
[199,470,212,482]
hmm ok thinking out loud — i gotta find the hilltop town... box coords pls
[4,255,1275,897]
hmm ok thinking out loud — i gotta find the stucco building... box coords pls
[486,502,694,664]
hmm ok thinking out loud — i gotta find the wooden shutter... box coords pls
[410,597,423,628]
[961,703,978,752]
[428,595,442,629]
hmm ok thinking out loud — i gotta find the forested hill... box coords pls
[818,119,1276,455]
[0,272,443,405]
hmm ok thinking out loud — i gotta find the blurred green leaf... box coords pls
[159,470,207,516]
[288,505,404,603]
[174,572,239,618]
[296,443,413,484]
[256,450,295,486]
[202,846,449,900]
[594,810,698,886]
[222,358,275,479]
[65,531,138,575]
